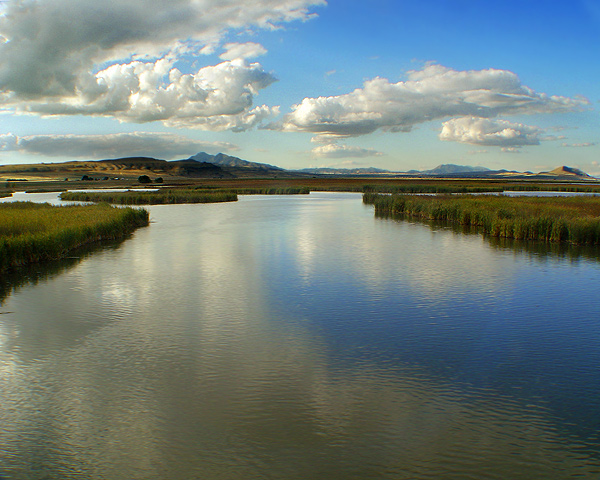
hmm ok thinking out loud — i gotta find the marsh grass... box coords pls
[363,193,600,245]
[60,189,237,205]
[362,184,504,194]
[362,183,600,195]
[0,202,149,271]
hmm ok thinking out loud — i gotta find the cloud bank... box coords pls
[0,132,238,159]
[0,0,323,129]
[276,64,588,142]
[21,58,279,130]
[439,117,543,147]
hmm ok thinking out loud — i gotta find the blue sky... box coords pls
[0,0,598,173]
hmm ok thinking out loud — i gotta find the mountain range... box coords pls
[0,153,596,181]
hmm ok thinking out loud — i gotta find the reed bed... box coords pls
[60,189,237,205]
[362,184,504,194]
[363,193,600,245]
[362,183,600,195]
[0,202,149,271]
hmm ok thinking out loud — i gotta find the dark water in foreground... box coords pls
[1,193,600,479]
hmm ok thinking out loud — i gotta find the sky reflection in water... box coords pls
[1,193,599,479]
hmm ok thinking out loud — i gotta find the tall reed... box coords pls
[0,202,149,271]
[60,190,237,205]
[362,184,504,194]
[363,193,600,245]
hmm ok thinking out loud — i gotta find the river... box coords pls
[1,192,599,479]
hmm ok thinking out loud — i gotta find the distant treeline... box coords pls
[363,193,600,245]
[0,202,149,272]
[60,190,238,205]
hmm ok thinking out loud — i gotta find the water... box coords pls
[1,193,600,479]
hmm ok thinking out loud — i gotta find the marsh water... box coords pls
[1,192,600,479]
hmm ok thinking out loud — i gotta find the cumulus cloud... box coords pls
[439,117,543,147]
[275,64,588,139]
[0,133,18,151]
[0,0,323,129]
[312,143,383,158]
[7,58,279,130]
[220,42,268,60]
[0,132,238,159]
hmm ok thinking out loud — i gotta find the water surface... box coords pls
[1,193,599,479]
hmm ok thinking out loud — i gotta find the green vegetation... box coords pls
[363,184,504,194]
[0,202,149,271]
[60,189,238,205]
[363,193,600,245]
[362,183,600,195]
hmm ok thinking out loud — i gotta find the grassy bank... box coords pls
[0,202,149,271]
[363,193,600,245]
[60,189,238,205]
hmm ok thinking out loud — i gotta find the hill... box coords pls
[188,152,283,172]
[421,164,490,175]
[0,154,596,182]
[545,166,596,179]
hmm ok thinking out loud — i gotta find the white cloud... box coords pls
[0,132,238,159]
[0,0,323,129]
[0,133,17,151]
[439,117,543,147]
[312,143,383,158]
[220,42,268,60]
[275,64,588,139]
[501,147,521,154]
[6,58,279,130]
[540,135,567,141]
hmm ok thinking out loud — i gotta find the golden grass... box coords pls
[363,193,600,245]
[0,202,149,271]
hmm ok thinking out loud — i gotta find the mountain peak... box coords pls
[424,164,490,175]
[188,152,282,171]
[547,166,594,178]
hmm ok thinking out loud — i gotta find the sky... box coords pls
[0,0,598,174]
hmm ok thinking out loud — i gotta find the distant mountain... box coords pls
[544,166,595,179]
[1,155,597,182]
[188,152,283,171]
[296,167,391,175]
[421,164,491,175]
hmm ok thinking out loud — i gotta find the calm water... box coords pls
[1,192,600,479]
